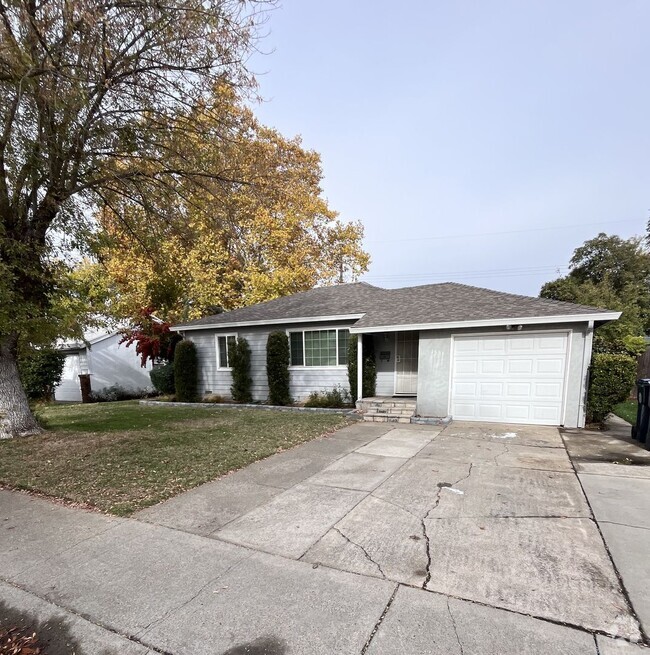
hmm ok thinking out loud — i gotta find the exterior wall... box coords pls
[416,322,590,428]
[374,332,396,396]
[86,335,152,392]
[55,351,84,402]
[54,335,152,402]
[183,320,353,402]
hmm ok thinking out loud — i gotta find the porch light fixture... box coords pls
[505,324,523,331]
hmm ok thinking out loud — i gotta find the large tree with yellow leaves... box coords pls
[91,88,369,322]
[0,0,269,437]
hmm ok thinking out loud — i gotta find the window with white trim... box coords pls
[217,334,237,369]
[289,329,349,367]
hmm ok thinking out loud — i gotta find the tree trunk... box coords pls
[0,334,42,439]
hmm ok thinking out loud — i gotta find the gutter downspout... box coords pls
[578,320,595,428]
[357,335,363,402]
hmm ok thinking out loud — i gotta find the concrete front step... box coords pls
[363,414,412,423]
[364,410,414,418]
[358,399,416,411]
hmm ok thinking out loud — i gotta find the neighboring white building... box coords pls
[54,329,153,402]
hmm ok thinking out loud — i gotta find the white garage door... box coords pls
[450,332,569,426]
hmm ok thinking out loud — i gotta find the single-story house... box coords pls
[173,282,620,427]
[54,329,152,402]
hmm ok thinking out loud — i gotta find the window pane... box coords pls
[305,330,336,366]
[226,336,237,367]
[218,337,228,368]
[338,330,349,365]
[290,332,304,366]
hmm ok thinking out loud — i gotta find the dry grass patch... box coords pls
[0,401,349,515]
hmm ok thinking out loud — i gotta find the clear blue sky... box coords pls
[250,0,649,295]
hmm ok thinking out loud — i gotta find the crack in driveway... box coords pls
[446,598,465,655]
[333,527,386,579]
[421,463,474,589]
[493,443,510,466]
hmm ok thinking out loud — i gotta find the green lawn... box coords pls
[612,400,637,425]
[0,401,349,516]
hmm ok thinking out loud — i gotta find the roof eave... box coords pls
[349,312,622,334]
[173,313,366,332]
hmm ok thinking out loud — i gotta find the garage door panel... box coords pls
[536,336,567,352]
[507,337,535,352]
[505,382,532,397]
[531,405,563,422]
[476,404,502,419]
[534,382,563,399]
[450,332,568,426]
[503,405,531,420]
[453,381,477,397]
[536,358,565,374]
[482,339,507,353]
[454,360,478,374]
[455,339,480,353]
[454,403,477,417]
[480,359,505,374]
[507,359,534,374]
[479,382,504,396]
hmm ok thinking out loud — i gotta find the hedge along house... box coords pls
[173,282,620,427]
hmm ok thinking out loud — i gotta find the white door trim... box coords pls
[394,331,419,395]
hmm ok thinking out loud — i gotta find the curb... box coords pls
[138,399,360,418]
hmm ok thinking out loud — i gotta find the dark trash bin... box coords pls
[631,379,650,444]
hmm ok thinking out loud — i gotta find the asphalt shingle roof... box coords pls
[176,281,614,330]
[353,282,608,329]
[178,282,388,327]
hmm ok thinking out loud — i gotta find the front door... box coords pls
[395,331,419,394]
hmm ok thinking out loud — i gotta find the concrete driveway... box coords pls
[1,420,648,654]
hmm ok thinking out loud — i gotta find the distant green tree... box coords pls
[18,348,65,402]
[541,233,650,355]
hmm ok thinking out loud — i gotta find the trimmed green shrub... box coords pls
[89,385,152,402]
[304,386,352,408]
[18,347,66,401]
[347,334,377,400]
[587,353,637,424]
[174,340,199,402]
[230,337,253,403]
[150,362,175,395]
[266,331,291,405]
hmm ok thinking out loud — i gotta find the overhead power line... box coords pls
[364,264,569,283]
[365,218,641,244]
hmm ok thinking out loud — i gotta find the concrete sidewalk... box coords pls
[1,421,648,654]
[564,419,650,639]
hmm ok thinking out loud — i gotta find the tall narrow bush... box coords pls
[348,334,377,400]
[174,340,199,402]
[230,337,253,403]
[587,353,636,424]
[266,331,291,405]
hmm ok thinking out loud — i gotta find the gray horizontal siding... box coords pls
[183,321,353,402]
